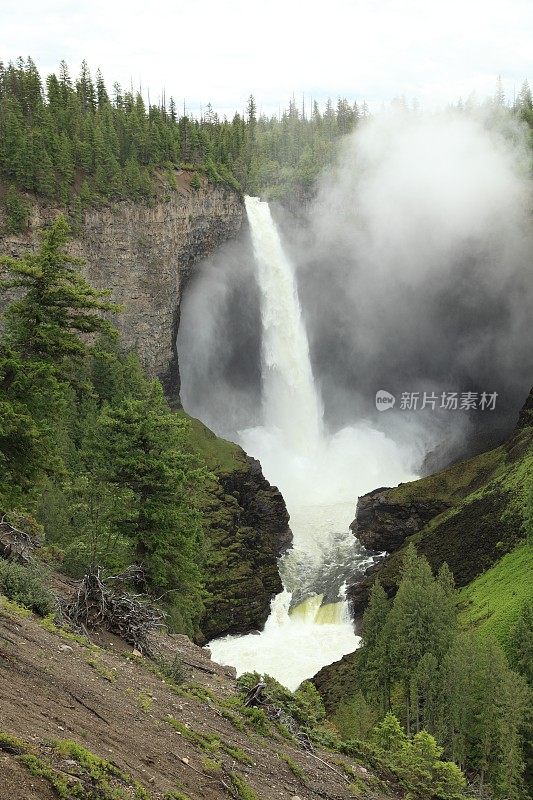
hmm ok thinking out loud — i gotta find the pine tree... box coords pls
[0,215,119,361]
[3,185,29,233]
[386,545,456,733]
[361,580,392,710]
[510,602,533,685]
[91,393,207,634]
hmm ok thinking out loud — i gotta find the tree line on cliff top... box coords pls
[0,55,365,228]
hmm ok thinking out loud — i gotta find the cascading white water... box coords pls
[245,196,323,454]
[208,197,416,690]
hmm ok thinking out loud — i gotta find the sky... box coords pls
[1,0,533,117]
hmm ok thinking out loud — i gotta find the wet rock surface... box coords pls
[201,455,292,641]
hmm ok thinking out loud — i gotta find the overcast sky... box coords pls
[2,0,532,117]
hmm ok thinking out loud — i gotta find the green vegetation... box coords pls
[0,218,210,636]
[0,56,370,217]
[137,691,154,713]
[3,185,29,232]
[0,594,32,617]
[323,546,531,799]
[0,559,54,615]
[177,411,248,475]
[165,715,252,763]
[458,543,533,652]
[2,56,533,216]
[1,732,151,799]
[0,731,28,753]
[86,655,117,682]
[0,56,243,208]
[343,715,468,799]
[229,772,258,800]
[278,752,305,779]
[153,652,188,685]
[237,673,326,732]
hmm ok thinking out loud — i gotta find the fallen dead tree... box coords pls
[61,567,165,654]
[0,515,37,564]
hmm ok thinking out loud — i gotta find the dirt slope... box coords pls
[0,598,397,800]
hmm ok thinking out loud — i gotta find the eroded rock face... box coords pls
[0,173,244,398]
[350,488,451,553]
[346,386,533,619]
[201,456,292,641]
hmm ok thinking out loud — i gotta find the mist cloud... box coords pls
[297,108,533,462]
[179,107,533,472]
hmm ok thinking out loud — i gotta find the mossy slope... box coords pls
[348,389,533,616]
[179,411,291,641]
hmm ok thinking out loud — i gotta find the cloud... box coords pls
[1,0,533,115]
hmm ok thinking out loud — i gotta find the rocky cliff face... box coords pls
[200,454,291,640]
[350,488,451,553]
[347,386,533,618]
[0,171,244,398]
[0,179,293,640]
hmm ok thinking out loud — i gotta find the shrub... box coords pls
[154,652,188,685]
[4,186,29,234]
[0,559,54,616]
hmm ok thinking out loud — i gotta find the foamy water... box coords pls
[208,198,414,688]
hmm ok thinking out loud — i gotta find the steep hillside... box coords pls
[0,595,402,800]
[347,386,533,618]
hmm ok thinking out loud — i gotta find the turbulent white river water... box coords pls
[207,197,415,690]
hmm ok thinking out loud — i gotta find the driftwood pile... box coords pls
[61,567,165,655]
[0,515,37,564]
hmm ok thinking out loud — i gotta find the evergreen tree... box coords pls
[510,602,533,685]
[361,580,392,710]
[91,392,207,634]
[1,215,119,361]
[3,185,29,233]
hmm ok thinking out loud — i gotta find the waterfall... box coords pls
[244,196,323,454]
[208,198,359,689]
[205,196,415,690]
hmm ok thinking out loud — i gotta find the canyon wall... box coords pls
[0,176,294,640]
[0,171,244,398]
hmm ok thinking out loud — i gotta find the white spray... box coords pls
[208,197,415,690]
[245,196,323,453]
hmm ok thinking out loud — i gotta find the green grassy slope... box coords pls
[458,542,533,653]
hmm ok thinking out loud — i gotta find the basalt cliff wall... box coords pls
[0,171,244,398]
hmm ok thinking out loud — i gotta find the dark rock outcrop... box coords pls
[347,385,533,618]
[350,487,451,553]
[200,455,291,641]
